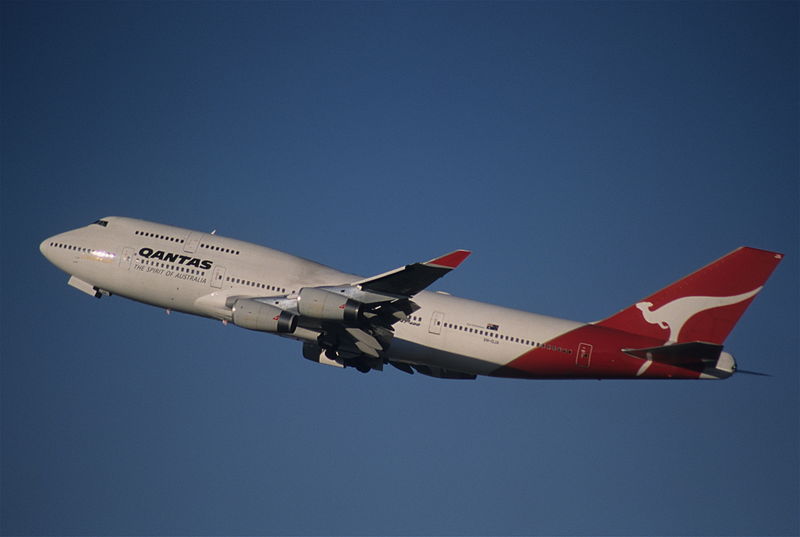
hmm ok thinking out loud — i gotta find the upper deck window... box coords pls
[91,219,109,227]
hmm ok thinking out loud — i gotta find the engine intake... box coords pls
[297,287,363,323]
[231,299,297,333]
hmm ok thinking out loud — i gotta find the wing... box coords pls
[300,249,471,372]
[228,249,470,373]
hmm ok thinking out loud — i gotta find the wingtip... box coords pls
[739,246,785,260]
[427,249,471,269]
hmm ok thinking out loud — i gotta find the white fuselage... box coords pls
[39,217,583,377]
[43,216,758,380]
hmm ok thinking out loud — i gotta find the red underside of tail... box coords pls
[492,324,702,379]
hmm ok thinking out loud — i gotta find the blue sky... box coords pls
[2,2,798,535]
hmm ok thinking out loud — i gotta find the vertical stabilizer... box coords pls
[596,247,783,344]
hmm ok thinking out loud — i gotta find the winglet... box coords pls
[425,250,471,269]
[355,249,472,297]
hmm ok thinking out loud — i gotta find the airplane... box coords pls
[39,217,783,380]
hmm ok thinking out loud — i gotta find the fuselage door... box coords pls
[120,247,134,270]
[184,232,203,254]
[576,342,593,368]
[429,311,444,335]
[211,265,226,289]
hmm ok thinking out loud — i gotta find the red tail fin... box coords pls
[596,247,783,344]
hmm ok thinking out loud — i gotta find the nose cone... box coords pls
[40,234,63,266]
[40,237,52,260]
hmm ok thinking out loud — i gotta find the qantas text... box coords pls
[138,247,213,270]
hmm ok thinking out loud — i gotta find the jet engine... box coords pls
[297,287,363,323]
[231,298,297,333]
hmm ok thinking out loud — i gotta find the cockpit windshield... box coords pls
[91,219,109,227]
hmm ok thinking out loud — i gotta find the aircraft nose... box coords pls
[40,236,55,261]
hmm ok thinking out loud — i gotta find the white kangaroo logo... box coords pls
[635,287,762,342]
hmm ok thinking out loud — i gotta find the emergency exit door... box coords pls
[120,247,134,270]
[576,342,593,368]
[429,311,444,335]
[211,265,226,289]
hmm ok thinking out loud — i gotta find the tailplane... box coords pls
[622,341,735,379]
[597,247,783,344]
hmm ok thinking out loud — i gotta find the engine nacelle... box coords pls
[297,287,363,323]
[231,299,297,333]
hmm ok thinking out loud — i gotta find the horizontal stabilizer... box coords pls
[622,341,723,369]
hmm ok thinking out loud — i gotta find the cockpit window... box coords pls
[91,219,109,227]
